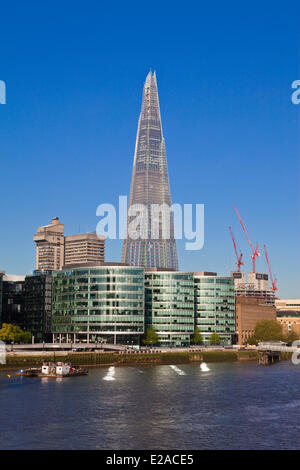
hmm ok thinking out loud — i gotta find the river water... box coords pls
[1,361,300,450]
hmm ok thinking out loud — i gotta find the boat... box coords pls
[16,362,88,378]
[40,362,88,378]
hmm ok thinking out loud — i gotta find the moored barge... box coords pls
[17,362,88,378]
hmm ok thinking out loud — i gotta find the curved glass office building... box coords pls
[52,264,144,344]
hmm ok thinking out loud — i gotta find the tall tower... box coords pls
[34,217,65,271]
[122,71,178,270]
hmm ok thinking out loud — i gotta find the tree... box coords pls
[210,332,221,345]
[247,319,284,345]
[246,334,257,345]
[191,326,203,344]
[142,326,158,346]
[284,330,299,346]
[22,331,33,344]
[0,323,32,344]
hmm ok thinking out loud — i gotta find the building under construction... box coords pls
[231,271,275,306]
[229,205,277,307]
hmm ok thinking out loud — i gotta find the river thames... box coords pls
[1,361,300,450]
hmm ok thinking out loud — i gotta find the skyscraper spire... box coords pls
[122,71,179,270]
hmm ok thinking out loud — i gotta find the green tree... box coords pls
[0,323,32,344]
[284,330,299,346]
[246,334,257,345]
[22,331,33,344]
[142,326,158,346]
[191,326,203,344]
[247,319,284,345]
[210,332,221,345]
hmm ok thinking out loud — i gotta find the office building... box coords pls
[276,299,300,337]
[34,217,105,271]
[0,271,4,325]
[1,273,25,328]
[23,271,53,342]
[194,272,236,345]
[275,299,300,312]
[122,71,178,270]
[33,217,65,270]
[144,269,194,347]
[64,233,105,266]
[51,263,144,344]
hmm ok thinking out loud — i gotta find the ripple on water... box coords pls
[1,362,300,449]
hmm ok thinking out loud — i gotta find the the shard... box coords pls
[122,71,179,270]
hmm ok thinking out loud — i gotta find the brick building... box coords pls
[235,296,276,345]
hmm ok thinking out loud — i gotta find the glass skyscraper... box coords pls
[122,71,178,270]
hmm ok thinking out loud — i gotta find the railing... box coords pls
[257,344,299,352]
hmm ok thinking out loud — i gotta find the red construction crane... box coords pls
[229,226,244,272]
[264,244,278,292]
[233,204,260,272]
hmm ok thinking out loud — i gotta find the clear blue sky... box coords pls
[0,1,299,297]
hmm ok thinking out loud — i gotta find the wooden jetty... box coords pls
[258,350,280,365]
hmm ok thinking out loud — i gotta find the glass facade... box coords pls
[24,271,53,342]
[1,279,24,329]
[49,267,236,348]
[51,266,145,344]
[194,274,236,345]
[122,71,178,270]
[145,271,194,347]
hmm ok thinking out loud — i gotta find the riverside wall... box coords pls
[0,349,265,370]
